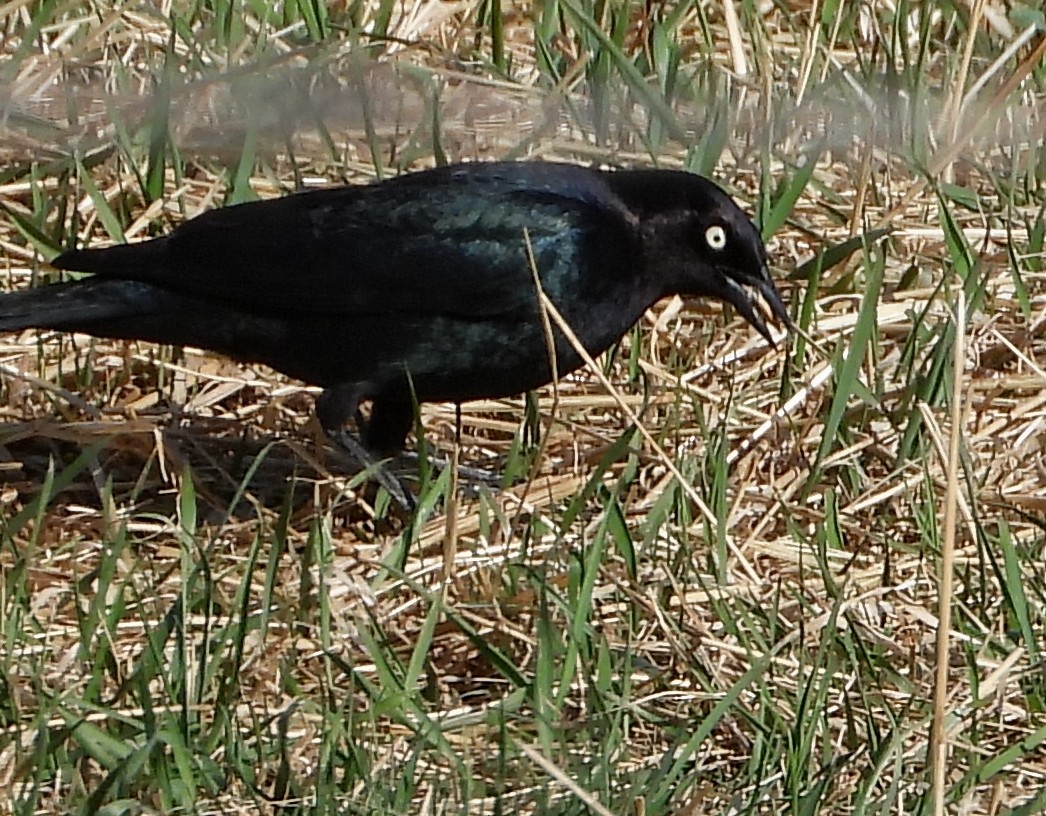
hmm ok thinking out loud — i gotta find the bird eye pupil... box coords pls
[705,225,727,250]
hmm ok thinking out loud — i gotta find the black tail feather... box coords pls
[0,279,161,333]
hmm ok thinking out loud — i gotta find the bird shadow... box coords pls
[0,413,422,533]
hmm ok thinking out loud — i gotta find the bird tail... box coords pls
[0,279,162,333]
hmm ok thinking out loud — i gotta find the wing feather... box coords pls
[56,163,638,320]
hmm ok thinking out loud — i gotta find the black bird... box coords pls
[0,161,789,454]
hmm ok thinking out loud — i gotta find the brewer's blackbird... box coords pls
[0,161,789,453]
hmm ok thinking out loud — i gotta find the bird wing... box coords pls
[57,163,638,320]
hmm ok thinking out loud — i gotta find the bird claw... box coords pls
[328,429,416,511]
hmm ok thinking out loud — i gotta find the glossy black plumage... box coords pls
[0,161,789,452]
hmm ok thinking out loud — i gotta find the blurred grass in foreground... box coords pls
[0,1,1045,813]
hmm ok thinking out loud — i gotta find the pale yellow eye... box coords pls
[705,224,727,250]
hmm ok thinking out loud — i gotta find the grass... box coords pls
[1,0,1045,813]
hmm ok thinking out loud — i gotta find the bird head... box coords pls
[607,169,791,344]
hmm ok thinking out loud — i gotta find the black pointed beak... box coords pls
[722,266,792,346]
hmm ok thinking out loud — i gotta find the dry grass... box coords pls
[1,1,1045,813]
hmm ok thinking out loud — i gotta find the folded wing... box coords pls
[54,163,638,321]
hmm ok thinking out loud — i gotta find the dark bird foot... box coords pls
[327,429,416,511]
[398,448,503,491]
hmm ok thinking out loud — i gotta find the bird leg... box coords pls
[319,388,502,502]
[315,385,416,510]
